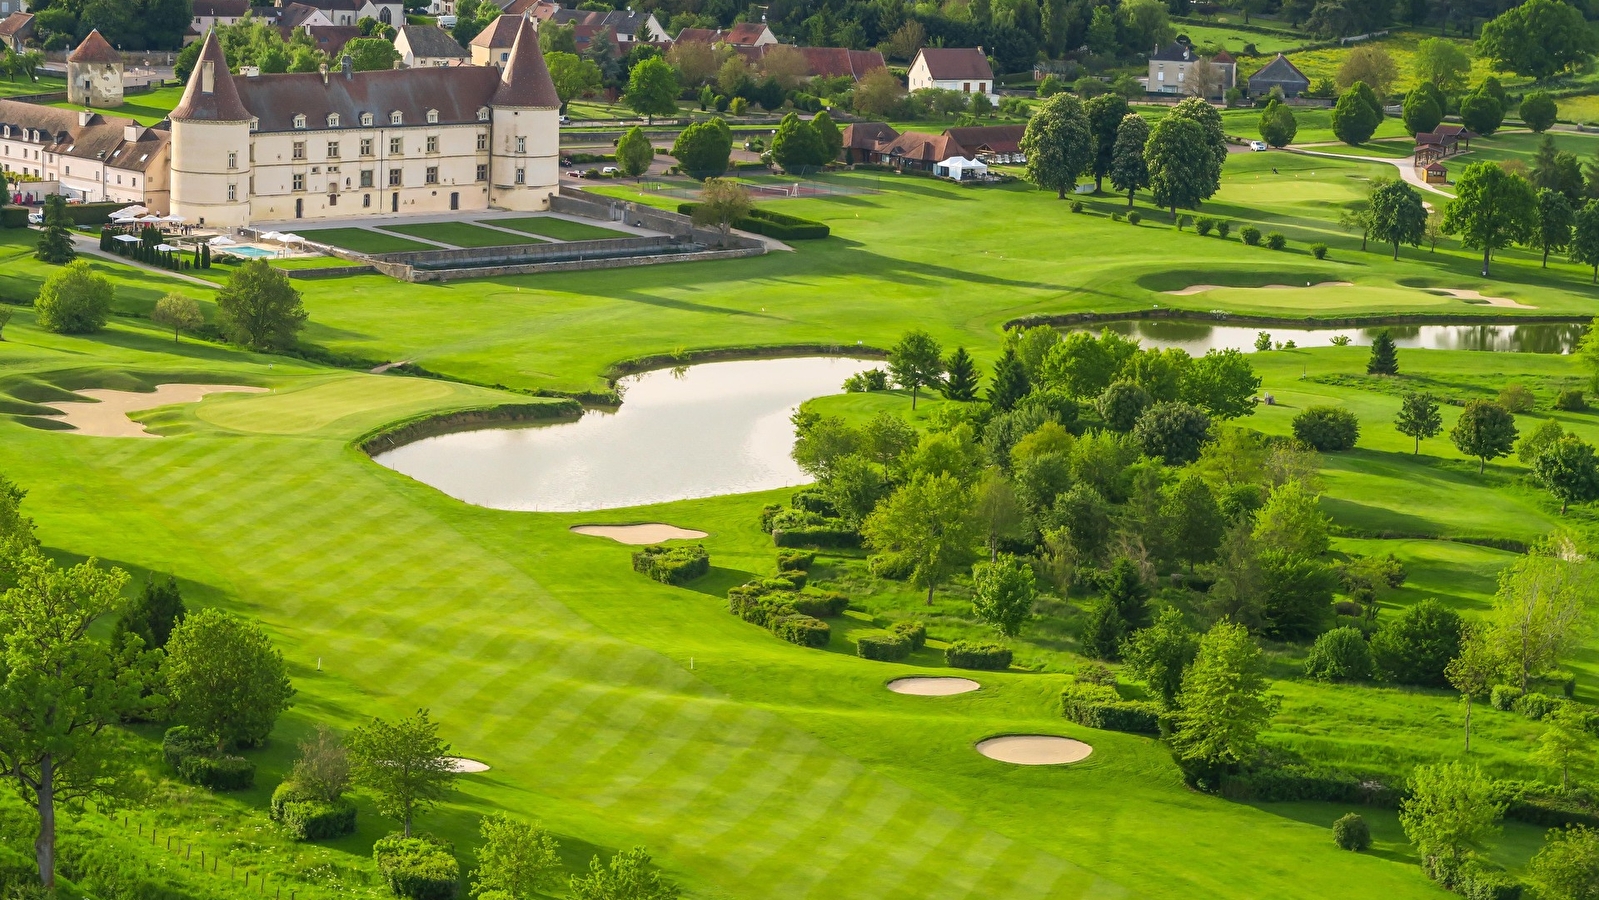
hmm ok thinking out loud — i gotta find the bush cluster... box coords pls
[771,614,831,648]
[727,580,836,648]
[776,549,815,572]
[856,631,911,661]
[1240,225,1262,245]
[1292,406,1360,451]
[946,641,1012,670]
[889,620,926,650]
[789,591,850,617]
[1555,389,1587,411]
[765,495,860,548]
[1303,627,1371,682]
[270,782,357,841]
[162,726,255,791]
[675,202,830,240]
[373,834,460,900]
[631,543,710,585]
[1332,813,1370,851]
[1264,231,1287,250]
[1216,762,1399,805]
[1059,683,1161,734]
[1491,684,1523,711]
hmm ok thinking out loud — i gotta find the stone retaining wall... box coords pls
[410,246,764,282]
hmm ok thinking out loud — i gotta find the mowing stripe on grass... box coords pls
[296,227,436,254]
[380,221,546,248]
[486,215,627,241]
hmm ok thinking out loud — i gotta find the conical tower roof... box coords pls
[492,16,560,109]
[68,29,121,64]
[170,29,252,123]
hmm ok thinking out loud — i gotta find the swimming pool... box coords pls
[227,246,278,258]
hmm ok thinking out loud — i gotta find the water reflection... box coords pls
[1072,320,1585,354]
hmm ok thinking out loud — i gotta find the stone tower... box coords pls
[488,15,560,211]
[168,30,254,227]
[66,29,123,108]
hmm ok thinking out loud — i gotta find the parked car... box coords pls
[26,212,41,225]
[1249,140,1268,151]
[558,115,570,125]
[601,166,619,176]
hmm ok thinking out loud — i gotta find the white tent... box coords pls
[134,215,163,224]
[278,233,305,243]
[258,231,285,242]
[208,236,236,246]
[155,243,178,252]
[162,214,185,223]
[934,156,988,181]
[111,205,146,218]
[112,234,140,243]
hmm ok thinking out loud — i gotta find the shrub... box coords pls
[777,571,808,590]
[270,780,310,820]
[1195,217,1215,236]
[280,798,358,841]
[759,504,782,532]
[177,753,255,791]
[946,641,1012,670]
[161,725,213,769]
[773,523,860,548]
[1241,225,1262,245]
[727,583,795,626]
[1453,864,1523,900]
[373,834,459,900]
[889,619,926,650]
[1127,211,1142,225]
[1216,763,1399,805]
[1333,813,1371,851]
[1292,406,1360,451]
[776,549,816,572]
[1216,221,1231,238]
[1369,599,1462,687]
[771,613,831,648]
[1513,692,1563,720]
[868,552,915,580]
[1264,231,1287,250]
[788,592,849,617]
[1555,390,1587,411]
[856,631,911,661]
[1534,670,1578,698]
[789,488,836,516]
[0,206,25,229]
[1069,200,1084,213]
[1497,384,1536,413]
[1312,243,1328,259]
[630,543,710,584]
[1304,627,1372,682]
[676,202,830,239]
[1060,683,1161,734]
[1491,684,1524,712]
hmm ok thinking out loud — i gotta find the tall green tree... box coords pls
[988,347,1030,411]
[1571,200,1599,283]
[671,117,732,180]
[1181,348,1260,419]
[862,473,977,605]
[1412,37,1470,92]
[33,260,112,335]
[1172,621,1279,771]
[344,37,399,71]
[770,111,829,172]
[1401,88,1442,136]
[1459,89,1505,136]
[1251,480,1330,557]
[472,814,563,900]
[152,292,203,344]
[1450,399,1519,473]
[1443,161,1539,278]
[1332,82,1380,144]
[970,553,1037,637]
[1369,180,1427,259]
[615,126,654,182]
[1445,625,1501,752]
[1145,115,1213,218]
[34,194,74,265]
[1400,761,1504,876]
[1020,93,1093,199]
[164,607,294,750]
[1476,0,1596,80]
[0,550,155,891]
[887,329,944,410]
[215,259,308,351]
[1162,472,1224,571]
[1529,826,1599,900]
[1534,435,1599,514]
[546,51,602,110]
[1489,540,1594,692]
[1084,93,1130,192]
[349,709,459,838]
[1395,392,1443,454]
[112,573,185,652]
[811,110,843,161]
[1257,98,1298,147]
[625,56,680,123]
[1521,90,1559,133]
[1121,606,1198,707]
[1534,187,1576,267]
[1109,112,1150,208]
[1368,329,1400,375]
[940,347,979,401]
[1531,705,1594,790]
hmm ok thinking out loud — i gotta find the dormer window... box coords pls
[293,114,307,129]
[426,109,438,124]
[390,111,403,125]
[476,107,489,122]
[327,113,340,127]
[250,117,259,132]
[361,112,373,126]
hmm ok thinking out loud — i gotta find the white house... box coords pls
[191,0,250,37]
[907,47,995,101]
[394,24,469,67]
[0,103,171,210]
[283,0,406,28]
[1148,36,1236,98]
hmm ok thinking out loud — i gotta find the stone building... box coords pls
[0,103,170,208]
[66,29,124,108]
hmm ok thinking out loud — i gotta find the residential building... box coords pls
[0,103,171,209]
[675,22,776,48]
[468,13,522,66]
[841,122,1023,171]
[0,0,25,16]
[395,24,469,67]
[190,0,250,39]
[278,0,405,27]
[169,18,560,226]
[0,11,32,52]
[299,23,361,57]
[907,47,995,100]
[67,29,124,108]
[1148,36,1235,97]
[545,7,665,44]
[1244,53,1309,99]
[733,45,886,81]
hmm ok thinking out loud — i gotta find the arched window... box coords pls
[360,112,373,127]
[426,109,438,124]
[379,7,392,23]
[390,110,403,125]
[292,114,306,129]
[327,113,341,128]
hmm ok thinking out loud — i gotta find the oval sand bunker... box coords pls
[445,757,490,773]
[570,524,708,544]
[976,735,1092,765]
[887,676,980,696]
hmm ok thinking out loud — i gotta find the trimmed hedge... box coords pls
[776,549,815,572]
[373,834,459,900]
[1059,683,1161,735]
[789,592,849,618]
[1513,692,1562,720]
[1491,684,1522,711]
[889,620,926,650]
[0,205,26,229]
[727,584,794,626]
[1498,780,1599,828]
[178,753,255,791]
[788,488,836,516]
[771,613,831,648]
[281,799,357,841]
[631,543,710,584]
[773,524,860,548]
[676,202,830,239]
[1218,763,1398,805]
[856,631,911,661]
[61,201,125,227]
[946,641,1012,670]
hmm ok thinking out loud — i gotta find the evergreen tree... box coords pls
[1535,187,1576,268]
[1401,89,1442,136]
[1367,330,1399,375]
[987,347,1030,411]
[940,347,979,401]
[1162,472,1224,571]
[1332,83,1380,144]
[113,573,186,652]
[1520,91,1558,133]
[1108,112,1150,208]
[1395,392,1442,454]
[1101,557,1151,630]
[34,195,75,265]
[1080,596,1127,660]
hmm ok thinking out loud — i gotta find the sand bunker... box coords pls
[570,524,708,544]
[445,757,490,773]
[1164,281,1353,295]
[887,677,980,696]
[1430,288,1537,309]
[44,384,267,437]
[976,735,1093,765]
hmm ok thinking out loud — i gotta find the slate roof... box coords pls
[398,24,468,59]
[674,27,716,43]
[299,24,361,55]
[1247,53,1310,88]
[232,65,503,131]
[68,29,122,64]
[913,47,992,81]
[0,100,170,172]
[493,14,560,108]
[193,0,251,16]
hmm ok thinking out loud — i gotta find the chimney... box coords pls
[124,124,140,141]
[319,63,329,84]
[78,110,93,126]
[342,54,353,78]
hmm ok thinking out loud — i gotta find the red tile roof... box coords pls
[722,22,769,45]
[68,29,122,64]
[493,14,560,108]
[469,14,522,48]
[171,30,253,122]
[0,12,33,39]
[914,47,992,80]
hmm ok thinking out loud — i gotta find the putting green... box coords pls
[196,376,463,435]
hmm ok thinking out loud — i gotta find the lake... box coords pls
[1069,320,1585,355]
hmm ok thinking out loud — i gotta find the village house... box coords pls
[394,23,470,67]
[0,11,32,52]
[0,0,24,17]
[545,7,666,44]
[675,22,777,48]
[1246,53,1309,99]
[188,0,250,43]
[906,47,995,101]
[469,14,523,66]
[168,17,559,227]
[1148,36,1235,98]
[278,0,405,27]
[0,103,171,210]
[840,122,1024,172]
[733,45,886,81]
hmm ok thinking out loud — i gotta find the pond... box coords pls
[372,357,878,512]
[1067,320,1586,355]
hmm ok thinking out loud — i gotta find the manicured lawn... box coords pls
[49,84,186,126]
[379,221,544,248]
[487,216,624,241]
[0,75,65,98]
[296,227,436,254]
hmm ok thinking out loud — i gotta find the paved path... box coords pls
[68,233,222,288]
[1283,146,1455,197]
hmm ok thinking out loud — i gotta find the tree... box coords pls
[290,725,351,804]
[1534,435,1599,514]
[0,550,153,890]
[1531,135,1584,204]
[1571,200,1599,283]
[1446,625,1501,752]
[1252,481,1330,557]
[344,36,399,71]
[1258,551,1336,641]
[547,52,602,109]
[570,847,681,900]
[970,553,1036,637]
[671,117,732,180]
[1412,37,1470,93]
[887,329,944,410]
[941,347,979,401]
[112,573,185,653]
[1532,705,1593,791]
[1476,0,1596,80]
[615,126,653,182]
[1134,401,1213,465]
[1371,598,1462,686]
[770,112,829,173]
[1098,380,1152,432]
[1172,621,1278,771]
[349,710,458,838]
[1400,761,1504,875]
[1535,188,1575,268]
[1292,406,1361,451]
[1443,162,1538,278]
[1364,180,1427,261]
[1489,542,1593,692]
[1020,93,1093,199]
[1530,826,1599,900]
[1337,45,1397,96]
[1304,626,1373,681]
[152,292,203,343]
[1122,606,1198,707]
[1451,399,1519,473]
[812,110,843,162]
[472,814,563,900]
[853,67,905,118]
[1364,328,1399,375]
[625,56,679,123]
[1402,89,1443,136]
[758,43,808,91]
[1080,596,1127,660]
[1521,90,1559,133]
[1146,116,1215,217]
[1109,112,1150,207]
[1084,93,1129,192]
[863,473,976,605]
[1163,472,1224,571]
[689,178,749,245]
[988,347,1029,411]
[164,607,293,750]
[1332,83,1380,144]
[215,259,307,351]
[34,194,74,265]
[1459,89,1504,136]
[33,260,112,335]
[1395,392,1443,454]
[1181,349,1260,419]
[1258,98,1298,148]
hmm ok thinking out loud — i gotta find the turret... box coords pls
[169,30,254,227]
[66,30,123,108]
[488,16,560,211]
